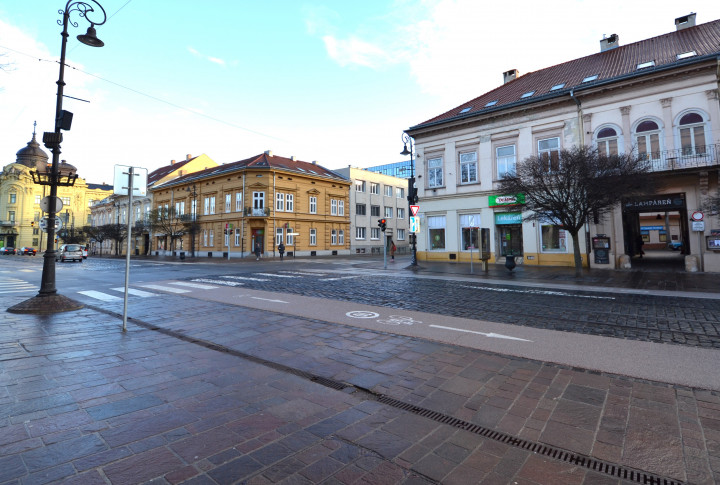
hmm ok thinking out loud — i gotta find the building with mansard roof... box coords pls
[405,13,720,272]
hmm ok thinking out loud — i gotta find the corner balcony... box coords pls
[643,143,720,173]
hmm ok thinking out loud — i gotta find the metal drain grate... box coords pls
[92,305,686,485]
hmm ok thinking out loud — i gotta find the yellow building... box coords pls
[150,151,351,258]
[0,130,112,250]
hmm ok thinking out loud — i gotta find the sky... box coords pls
[2,0,720,185]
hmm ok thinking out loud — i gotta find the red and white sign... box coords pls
[691,211,704,222]
[410,205,419,217]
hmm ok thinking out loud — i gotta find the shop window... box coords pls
[460,214,481,250]
[540,224,567,252]
[428,215,446,250]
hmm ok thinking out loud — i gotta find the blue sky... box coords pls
[2,0,720,184]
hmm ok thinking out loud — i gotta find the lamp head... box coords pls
[400,144,411,156]
[77,25,104,47]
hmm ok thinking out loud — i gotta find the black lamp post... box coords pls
[401,133,418,266]
[8,1,107,314]
[186,184,199,257]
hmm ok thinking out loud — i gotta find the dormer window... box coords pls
[485,100,498,107]
[521,91,535,98]
[459,107,471,114]
[637,61,655,69]
[676,51,697,60]
[550,83,565,91]
[582,75,598,83]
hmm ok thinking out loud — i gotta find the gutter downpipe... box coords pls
[570,89,591,268]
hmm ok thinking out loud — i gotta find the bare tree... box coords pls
[497,145,652,276]
[102,223,127,256]
[83,225,108,255]
[147,207,189,252]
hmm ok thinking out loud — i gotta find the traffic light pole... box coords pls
[401,133,418,266]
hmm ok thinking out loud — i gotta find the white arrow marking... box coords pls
[255,273,300,278]
[458,285,615,300]
[429,325,533,342]
[223,276,270,282]
[251,296,288,303]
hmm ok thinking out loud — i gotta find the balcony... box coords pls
[244,207,270,217]
[0,220,17,227]
[641,143,720,173]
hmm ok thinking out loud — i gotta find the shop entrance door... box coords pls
[499,225,522,257]
[251,228,264,255]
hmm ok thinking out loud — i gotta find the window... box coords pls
[191,199,197,219]
[355,227,366,240]
[371,205,380,217]
[637,60,655,69]
[384,185,393,197]
[8,211,15,222]
[203,230,208,246]
[331,229,337,245]
[635,120,661,160]
[428,157,443,187]
[338,200,344,216]
[235,228,240,246]
[34,212,40,221]
[370,183,380,194]
[677,51,697,60]
[521,91,535,98]
[62,197,70,205]
[397,229,405,240]
[496,145,516,178]
[276,193,285,211]
[33,238,39,246]
[309,196,317,214]
[204,197,210,215]
[253,192,265,209]
[286,228,294,245]
[541,224,567,252]
[460,214,481,250]
[175,201,185,216]
[225,194,231,213]
[460,107,471,114]
[355,180,366,192]
[136,207,141,222]
[371,227,380,239]
[209,229,214,247]
[384,207,393,218]
[356,204,366,215]
[224,230,229,247]
[276,228,284,246]
[396,187,404,198]
[459,151,478,184]
[397,208,405,219]
[550,83,565,91]
[428,216,446,250]
[582,75,598,83]
[596,127,620,156]
[331,199,337,215]
[679,112,706,156]
[538,137,560,171]
[286,194,294,212]
[338,230,344,245]
[9,193,16,204]
[310,228,317,246]
[35,195,41,204]
[485,100,497,107]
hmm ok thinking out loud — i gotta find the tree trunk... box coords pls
[570,230,583,277]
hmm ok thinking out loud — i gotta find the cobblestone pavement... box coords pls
[181,271,720,349]
[3,289,718,484]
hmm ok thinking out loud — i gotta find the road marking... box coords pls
[377,315,421,326]
[19,269,36,273]
[139,284,191,294]
[192,278,244,286]
[169,281,219,290]
[78,290,122,301]
[346,311,380,319]
[278,271,325,276]
[429,324,533,342]
[251,296,288,303]
[254,273,301,278]
[319,276,359,281]
[110,287,157,297]
[458,285,615,300]
[222,276,270,282]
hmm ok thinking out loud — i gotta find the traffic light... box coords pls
[31,221,35,227]
[408,177,418,204]
[378,218,387,232]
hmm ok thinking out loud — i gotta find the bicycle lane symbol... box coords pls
[345,311,421,326]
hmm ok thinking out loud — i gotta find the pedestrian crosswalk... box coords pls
[0,277,38,294]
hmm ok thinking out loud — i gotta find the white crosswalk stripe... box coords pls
[139,284,191,294]
[254,273,300,278]
[110,287,157,297]
[168,281,219,290]
[78,290,122,301]
[222,276,270,282]
[192,278,244,286]
[0,278,38,293]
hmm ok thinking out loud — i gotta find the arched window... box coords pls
[679,112,706,155]
[595,126,620,156]
[634,119,662,160]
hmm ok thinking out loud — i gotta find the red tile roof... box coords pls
[413,19,720,129]
[148,157,196,185]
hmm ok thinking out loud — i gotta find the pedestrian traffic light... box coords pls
[30,221,35,227]
[378,218,387,232]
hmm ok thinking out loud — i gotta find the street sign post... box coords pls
[410,205,419,217]
[409,216,420,233]
[39,217,62,233]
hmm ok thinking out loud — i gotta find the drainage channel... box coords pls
[91,305,686,485]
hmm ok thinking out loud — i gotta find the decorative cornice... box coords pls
[620,106,631,116]
[660,97,673,108]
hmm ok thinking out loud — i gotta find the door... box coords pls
[251,228,264,255]
[499,225,522,257]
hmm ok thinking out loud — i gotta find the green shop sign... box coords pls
[494,212,522,225]
[489,194,525,207]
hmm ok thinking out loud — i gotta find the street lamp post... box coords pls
[401,133,418,266]
[8,1,107,314]
[186,184,199,257]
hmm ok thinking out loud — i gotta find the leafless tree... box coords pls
[497,145,652,276]
[147,207,190,252]
[102,223,128,256]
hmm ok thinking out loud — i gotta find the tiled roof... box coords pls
[148,157,195,184]
[154,153,347,189]
[413,19,720,129]
[86,183,113,190]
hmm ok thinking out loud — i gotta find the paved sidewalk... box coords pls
[2,289,719,484]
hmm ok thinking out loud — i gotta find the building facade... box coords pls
[1,130,112,250]
[406,14,720,271]
[150,151,351,258]
[334,167,410,254]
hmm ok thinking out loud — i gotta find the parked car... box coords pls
[669,241,683,251]
[55,244,83,262]
[2,247,16,255]
[19,247,37,255]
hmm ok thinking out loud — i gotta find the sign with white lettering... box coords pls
[489,194,525,207]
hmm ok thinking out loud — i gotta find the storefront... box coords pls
[494,212,523,257]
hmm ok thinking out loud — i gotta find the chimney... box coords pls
[503,69,518,84]
[170,160,176,165]
[600,34,619,52]
[675,13,696,30]
[312,160,317,165]
[264,150,273,157]
[290,156,297,161]
[186,154,192,160]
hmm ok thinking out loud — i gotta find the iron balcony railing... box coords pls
[640,143,720,172]
[0,220,17,227]
[243,207,270,217]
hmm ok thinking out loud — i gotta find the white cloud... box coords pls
[187,46,226,67]
[322,35,389,68]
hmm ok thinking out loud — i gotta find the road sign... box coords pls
[410,216,420,233]
[410,205,419,217]
[39,217,62,233]
[39,196,63,213]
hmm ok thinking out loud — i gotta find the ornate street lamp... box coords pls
[185,184,199,257]
[401,133,418,266]
[8,1,107,314]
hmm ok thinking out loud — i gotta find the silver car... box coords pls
[56,244,83,263]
